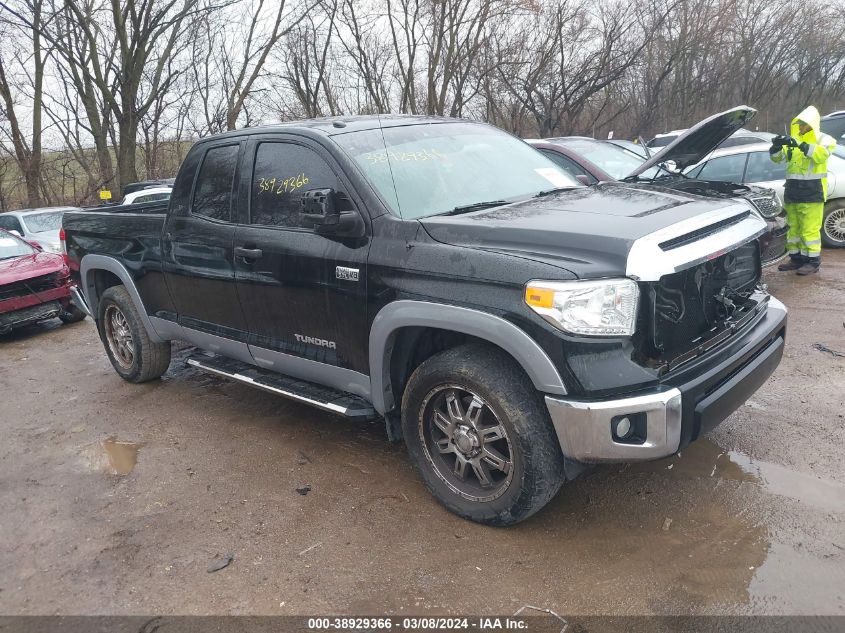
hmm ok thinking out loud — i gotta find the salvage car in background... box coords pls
[527,108,789,264]
[0,230,86,334]
[121,186,172,206]
[684,143,845,248]
[0,207,80,254]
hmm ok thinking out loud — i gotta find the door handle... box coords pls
[234,246,263,261]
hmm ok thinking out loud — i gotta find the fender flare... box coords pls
[79,254,166,343]
[368,300,568,414]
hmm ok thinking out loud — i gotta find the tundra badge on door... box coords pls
[336,266,359,281]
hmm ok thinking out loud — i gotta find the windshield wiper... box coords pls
[438,200,507,216]
[533,187,572,198]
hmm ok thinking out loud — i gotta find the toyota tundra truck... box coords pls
[63,115,787,525]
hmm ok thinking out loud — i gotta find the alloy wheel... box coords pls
[418,385,514,502]
[824,207,845,245]
[104,305,134,369]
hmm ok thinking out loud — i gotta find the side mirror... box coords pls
[575,174,591,186]
[301,188,336,222]
[301,188,364,237]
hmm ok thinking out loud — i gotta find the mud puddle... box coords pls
[81,437,142,475]
[628,438,845,512]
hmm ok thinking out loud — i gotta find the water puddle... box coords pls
[81,437,142,475]
[629,437,845,512]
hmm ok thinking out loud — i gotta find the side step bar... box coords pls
[186,353,377,419]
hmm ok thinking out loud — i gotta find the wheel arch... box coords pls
[80,254,166,342]
[369,300,568,415]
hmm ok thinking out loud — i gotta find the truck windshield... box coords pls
[333,122,580,219]
[23,211,64,234]
[0,233,35,260]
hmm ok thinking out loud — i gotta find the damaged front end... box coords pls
[637,241,768,373]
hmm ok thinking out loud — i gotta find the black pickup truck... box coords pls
[64,115,787,525]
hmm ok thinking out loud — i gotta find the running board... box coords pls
[186,353,376,419]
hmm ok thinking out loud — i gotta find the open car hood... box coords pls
[626,106,757,178]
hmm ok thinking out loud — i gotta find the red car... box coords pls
[0,229,86,334]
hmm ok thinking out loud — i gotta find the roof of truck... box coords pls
[194,115,470,143]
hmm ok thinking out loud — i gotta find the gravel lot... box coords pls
[1,251,844,616]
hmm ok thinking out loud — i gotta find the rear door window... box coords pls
[250,142,339,229]
[695,153,748,182]
[744,151,786,183]
[191,145,239,222]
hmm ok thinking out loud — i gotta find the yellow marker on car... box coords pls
[525,286,555,308]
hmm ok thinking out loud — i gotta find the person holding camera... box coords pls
[770,106,836,275]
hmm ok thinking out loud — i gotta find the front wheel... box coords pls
[822,200,845,248]
[401,344,564,525]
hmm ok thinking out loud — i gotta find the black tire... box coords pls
[401,343,564,526]
[822,200,845,248]
[59,304,87,324]
[97,285,171,383]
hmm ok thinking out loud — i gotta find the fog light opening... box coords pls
[611,412,647,445]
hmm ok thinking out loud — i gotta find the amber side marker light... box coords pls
[525,286,555,308]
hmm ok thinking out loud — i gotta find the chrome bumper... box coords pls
[546,388,682,463]
[69,285,93,318]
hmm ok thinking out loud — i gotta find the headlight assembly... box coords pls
[525,278,639,336]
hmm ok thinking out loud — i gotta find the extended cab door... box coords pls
[161,140,252,361]
[232,136,371,387]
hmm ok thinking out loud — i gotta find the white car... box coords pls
[684,143,845,248]
[121,187,172,205]
[0,207,80,253]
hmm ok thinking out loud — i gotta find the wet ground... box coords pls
[1,251,844,616]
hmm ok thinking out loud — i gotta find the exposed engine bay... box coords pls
[637,242,766,372]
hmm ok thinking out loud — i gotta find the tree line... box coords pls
[1,0,844,210]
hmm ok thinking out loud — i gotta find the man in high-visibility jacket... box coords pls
[770,106,836,275]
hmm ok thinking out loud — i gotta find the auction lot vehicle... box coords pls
[64,115,787,525]
[0,229,86,334]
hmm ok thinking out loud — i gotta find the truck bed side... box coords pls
[63,208,175,321]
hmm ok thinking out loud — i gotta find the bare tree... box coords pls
[0,0,46,206]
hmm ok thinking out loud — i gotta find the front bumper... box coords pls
[546,296,787,463]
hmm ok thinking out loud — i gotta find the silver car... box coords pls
[0,207,80,253]
[684,143,845,248]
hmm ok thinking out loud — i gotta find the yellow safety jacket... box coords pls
[771,105,836,203]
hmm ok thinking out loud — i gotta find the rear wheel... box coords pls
[822,200,845,248]
[401,344,564,525]
[97,285,171,382]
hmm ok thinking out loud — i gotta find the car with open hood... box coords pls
[63,115,786,525]
[528,107,789,264]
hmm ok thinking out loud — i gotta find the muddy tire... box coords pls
[401,343,564,526]
[59,304,87,324]
[97,285,171,383]
[822,200,845,248]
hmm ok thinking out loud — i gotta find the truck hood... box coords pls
[419,182,766,279]
[0,251,67,285]
[627,106,757,178]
